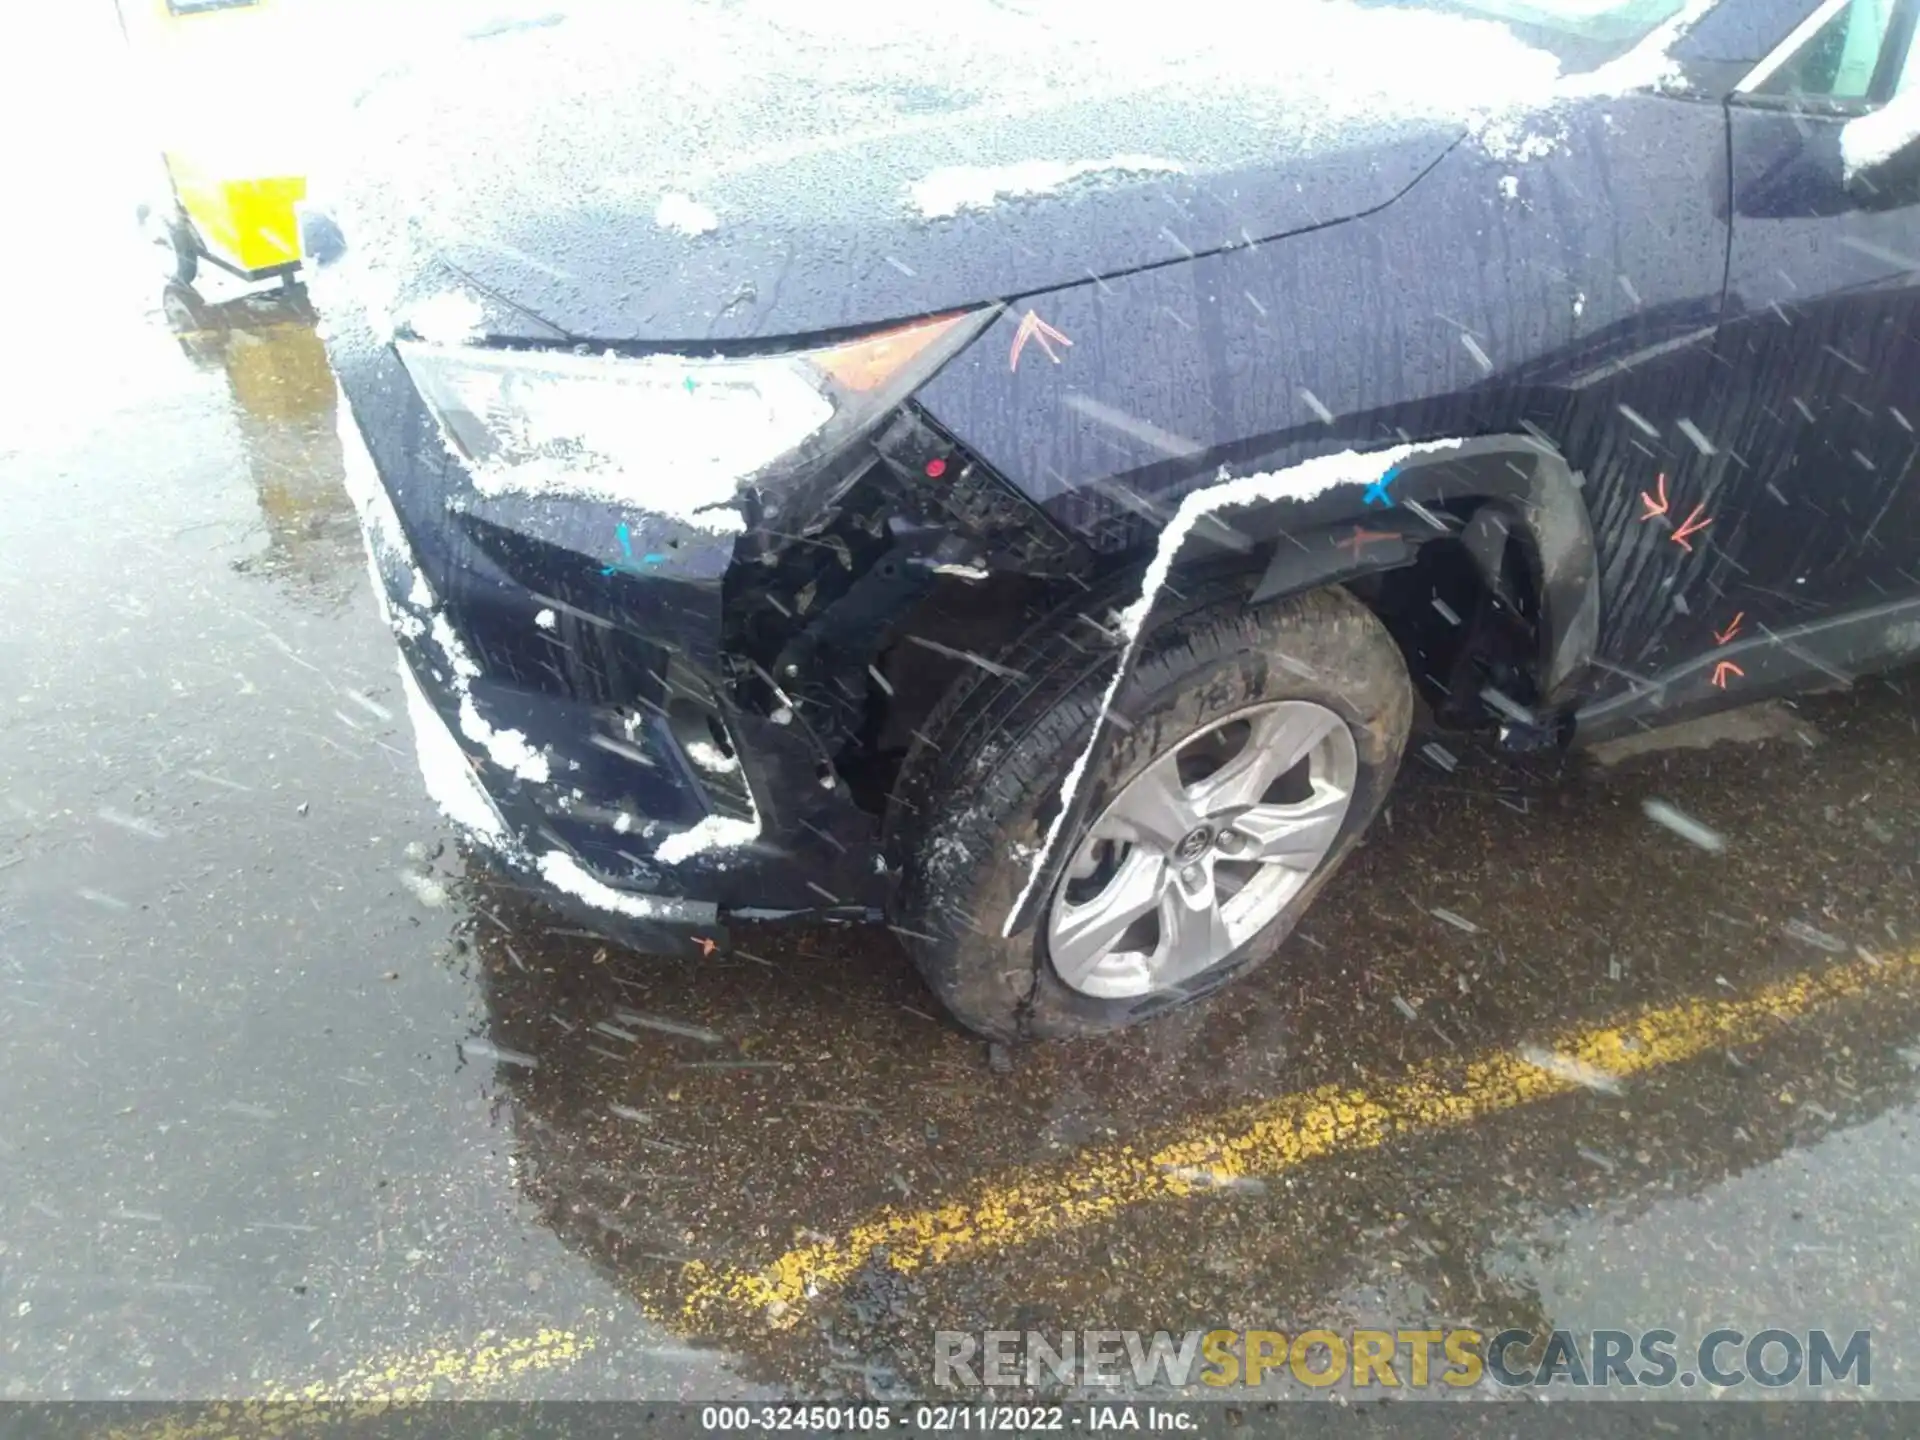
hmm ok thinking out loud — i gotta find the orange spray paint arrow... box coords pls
[1672,504,1713,551]
[1712,660,1744,689]
[1639,472,1670,520]
[1714,611,1745,645]
[1009,310,1073,372]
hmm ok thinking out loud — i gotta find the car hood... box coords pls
[327,0,1580,343]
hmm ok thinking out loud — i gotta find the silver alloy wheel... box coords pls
[1045,700,1358,999]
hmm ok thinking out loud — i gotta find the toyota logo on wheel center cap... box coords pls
[1176,825,1214,862]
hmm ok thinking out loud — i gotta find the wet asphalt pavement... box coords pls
[6,96,1920,1409]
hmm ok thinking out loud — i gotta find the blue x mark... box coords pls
[1364,468,1397,507]
[601,521,666,576]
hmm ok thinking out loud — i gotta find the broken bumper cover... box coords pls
[325,325,906,953]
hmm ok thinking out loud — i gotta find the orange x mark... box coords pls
[1338,526,1401,560]
[1712,660,1744,689]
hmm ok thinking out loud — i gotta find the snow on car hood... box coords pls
[325,0,1608,342]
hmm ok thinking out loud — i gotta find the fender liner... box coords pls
[1244,435,1599,708]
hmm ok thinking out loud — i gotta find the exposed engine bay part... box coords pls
[720,404,1093,778]
[715,431,1596,834]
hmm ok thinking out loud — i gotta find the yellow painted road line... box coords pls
[260,1326,595,1402]
[683,950,1916,1327]
[105,1331,596,1440]
[88,948,1920,1439]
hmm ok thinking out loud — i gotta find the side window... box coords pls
[1743,0,1900,105]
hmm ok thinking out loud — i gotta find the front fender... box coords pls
[994,436,1599,940]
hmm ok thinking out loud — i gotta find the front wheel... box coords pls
[890,574,1411,1041]
[145,207,198,285]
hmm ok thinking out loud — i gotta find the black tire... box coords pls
[160,282,226,368]
[889,569,1412,1041]
[156,214,198,286]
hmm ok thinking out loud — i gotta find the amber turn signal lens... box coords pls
[811,310,976,392]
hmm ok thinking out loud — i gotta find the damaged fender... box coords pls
[1244,435,1600,705]
[979,435,1599,941]
[997,441,1471,941]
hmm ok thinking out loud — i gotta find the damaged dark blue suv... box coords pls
[313,0,1920,1040]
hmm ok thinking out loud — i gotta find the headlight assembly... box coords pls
[396,307,993,533]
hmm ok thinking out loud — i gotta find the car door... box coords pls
[1709,0,1920,674]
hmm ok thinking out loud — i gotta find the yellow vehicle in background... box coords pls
[117,0,309,285]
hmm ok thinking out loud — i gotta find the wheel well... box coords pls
[1346,524,1547,732]
[835,510,1550,819]
[839,567,1097,817]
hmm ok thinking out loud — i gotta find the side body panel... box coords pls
[914,93,1742,725]
[1580,11,1920,735]
[1710,102,1920,625]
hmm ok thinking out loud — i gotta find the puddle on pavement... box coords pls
[161,280,364,607]
[439,667,1920,1392]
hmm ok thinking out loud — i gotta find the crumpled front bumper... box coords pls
[324,320,894,955]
